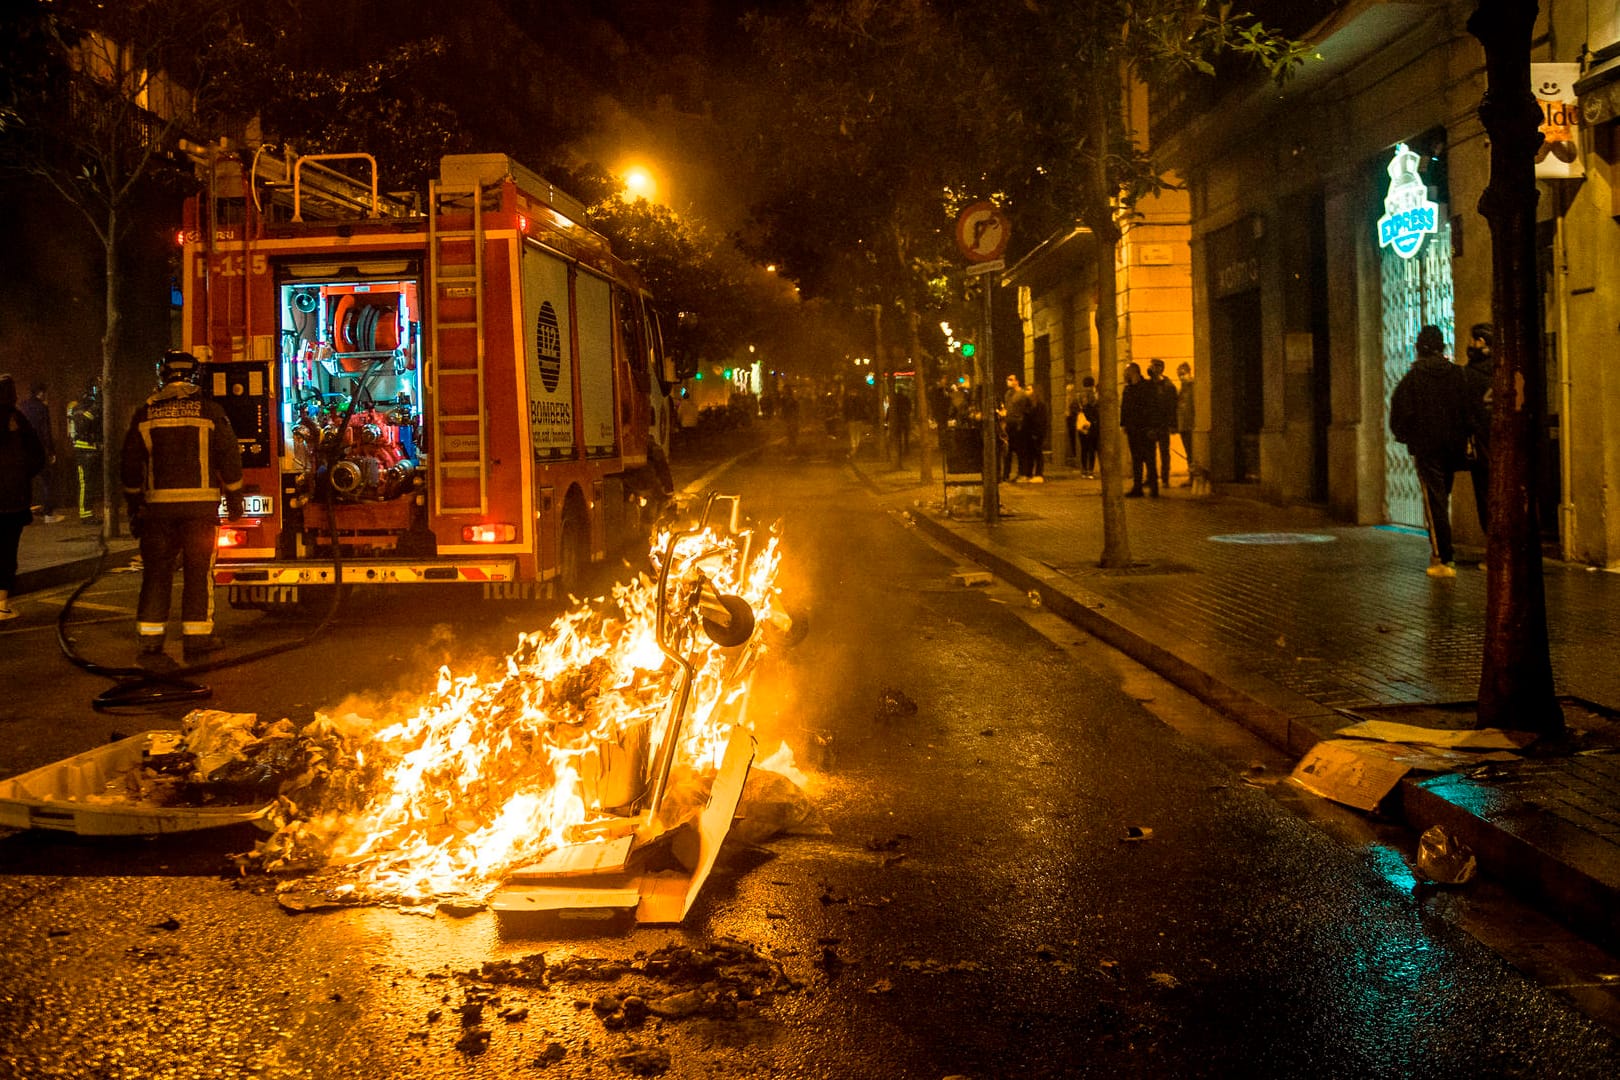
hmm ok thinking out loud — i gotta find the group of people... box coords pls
[3,380,104,526]
[1120,359,1194,497]
[1000,373,1051,483]
[1390,322,1494,577]
[0,352,244,663]
[1,376,103,621]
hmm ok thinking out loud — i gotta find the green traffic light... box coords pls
[724,368,734,378]
[693,371,703,380]
[961,342,976,358]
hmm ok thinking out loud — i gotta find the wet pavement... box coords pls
[4,447,1620,1076]
[852,445,1620,956]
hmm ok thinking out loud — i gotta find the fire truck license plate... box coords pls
[219,495,273,517]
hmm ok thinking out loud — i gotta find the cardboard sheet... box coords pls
[1334,720,1536,750]
[1289,739,1412,811]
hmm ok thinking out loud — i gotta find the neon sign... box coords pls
[1376,143,1439,260]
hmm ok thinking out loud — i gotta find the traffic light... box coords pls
[960,342,976,359]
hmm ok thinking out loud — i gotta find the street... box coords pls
[3,442,1620,1079]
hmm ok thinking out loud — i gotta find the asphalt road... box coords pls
[2,439,1619,1078]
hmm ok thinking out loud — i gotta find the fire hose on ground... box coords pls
[57,497,349,712]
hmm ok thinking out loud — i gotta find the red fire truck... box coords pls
[178,150,680,607]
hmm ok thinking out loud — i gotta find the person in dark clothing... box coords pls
[1077,376,1099,478]
[1,375,49,620]
[1002,374,1033,481]
[1175,363,1196,486]
[1063,384,1080,465]
[18,382,59,522]
[781,387,801,453]
[1462,323,1494,541]
[1120,362,1158,497]
[1028,382,1049,481]
[121,351,244,665]
[1146,359,1178,486]
[890,388,913,462]
[1389,325,1475,577]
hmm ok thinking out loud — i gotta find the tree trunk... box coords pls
[1469,0,1562,735]
[100,213,122,544]
[909,308,933,483]
[1091,72,1130,569]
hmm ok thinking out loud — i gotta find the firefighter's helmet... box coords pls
[157,350,201,386]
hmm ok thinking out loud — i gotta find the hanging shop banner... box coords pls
[1533,63,1583,179]
[1376,143,1439,260]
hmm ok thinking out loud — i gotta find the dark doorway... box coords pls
[1213,290,1263,483]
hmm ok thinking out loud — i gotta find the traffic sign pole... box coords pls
[979,276,999,524]
[953,201,1010,525]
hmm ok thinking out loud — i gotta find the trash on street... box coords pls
[1416,825,1478,885]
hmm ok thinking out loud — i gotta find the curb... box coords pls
[16,548,139,597]
[903,507,1341,758]
[1402,773,1620,954]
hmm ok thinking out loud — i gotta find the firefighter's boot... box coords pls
[138,637,175,672]
[183,635,223,664]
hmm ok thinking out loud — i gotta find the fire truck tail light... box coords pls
[216,528,246,549]
[463,524,516,543]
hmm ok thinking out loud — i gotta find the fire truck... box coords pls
[178,149,681,608]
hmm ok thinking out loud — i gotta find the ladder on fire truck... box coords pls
[426,180,489,516]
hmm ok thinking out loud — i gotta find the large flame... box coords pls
[256,523,782,905]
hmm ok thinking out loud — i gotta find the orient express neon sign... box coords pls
[1376,143,1439,260]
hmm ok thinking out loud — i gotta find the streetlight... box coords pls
[622,165,657,202]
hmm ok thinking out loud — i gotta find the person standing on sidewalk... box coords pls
[1063,383,1080,466]
[1002,373,1033,482]
[120,351,244,666]
[1120,362,1158,497]
[0,375,49,620]
[1077,375,1099,478]
[890,386,913,464]
[17,381,60,522]
[1390,325,1475,577]
[1147,359,1178,487]
[1462,322,1494,543]
[1175,363,1196,487]
[1028,381,1049,482]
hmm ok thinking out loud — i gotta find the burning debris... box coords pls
[2,496,808,923]
[244,504,793,912]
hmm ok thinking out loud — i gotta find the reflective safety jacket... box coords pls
[120,383,243,518]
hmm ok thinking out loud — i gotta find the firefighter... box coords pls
[67,381,103,522]
[120,351,244,666]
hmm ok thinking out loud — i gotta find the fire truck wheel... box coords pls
[558,497,589,598]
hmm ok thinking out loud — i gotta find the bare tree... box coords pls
[1,0,233,539]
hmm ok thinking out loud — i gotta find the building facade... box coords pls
[1013,1,1620,565]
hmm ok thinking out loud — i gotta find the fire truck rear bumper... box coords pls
[215,559,518,587]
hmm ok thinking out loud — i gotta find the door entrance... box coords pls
[1214,290,1263,483]
[1379,217,1453,527]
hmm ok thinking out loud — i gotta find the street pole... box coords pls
[979,276,999,524]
